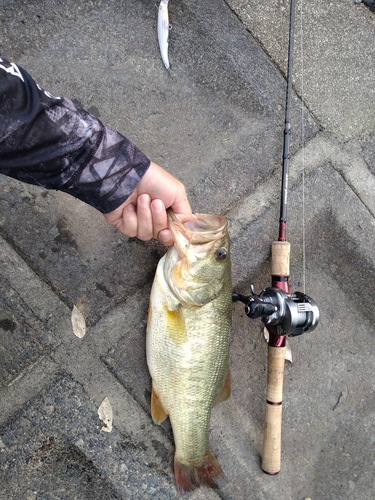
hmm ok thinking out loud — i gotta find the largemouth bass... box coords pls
[146,210,232,495]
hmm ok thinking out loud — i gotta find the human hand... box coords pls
[103,162,192,246]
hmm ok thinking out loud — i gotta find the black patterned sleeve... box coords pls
[0,57,150,213]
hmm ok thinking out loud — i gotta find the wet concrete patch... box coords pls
[0,273,58,387]
[0,373,178,500]
[1,437,123,500]
[0,176,158,326]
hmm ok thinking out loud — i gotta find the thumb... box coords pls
[169,194,192,224]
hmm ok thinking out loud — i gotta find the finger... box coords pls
[170,191,192,224]
[158,229,174,246]
[120,203,138,237]
[136,193,153,241]
[150,199,168,239]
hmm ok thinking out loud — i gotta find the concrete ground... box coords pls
[1,0,375,498]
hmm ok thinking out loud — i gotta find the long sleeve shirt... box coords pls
[0,57,150,213]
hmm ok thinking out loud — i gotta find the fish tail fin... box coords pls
[174,450,227,496]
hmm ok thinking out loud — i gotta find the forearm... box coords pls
[0,57,150,213]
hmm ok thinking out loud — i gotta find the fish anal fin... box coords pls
[174,450,227,496]
[165,306,186,344]
[214,367,231,406]
[151,385,168,424]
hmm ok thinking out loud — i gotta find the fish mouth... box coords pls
[167,210,227,249]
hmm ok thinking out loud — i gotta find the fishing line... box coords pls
[233,0,319,340]
[233,0,320,475]
[300,0,306,295]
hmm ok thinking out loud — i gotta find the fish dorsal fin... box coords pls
[151,385,168,424]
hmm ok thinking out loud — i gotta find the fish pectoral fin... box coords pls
[165,306,186,344]
[214,367,231,406]
[151,385,168,424]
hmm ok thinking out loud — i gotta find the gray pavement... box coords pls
[1,0,375,498]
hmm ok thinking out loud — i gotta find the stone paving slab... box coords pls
[0,272,57,387]
[0,236,219,499]
[225,162,375,499]
[96,160,375,499]
[1,0,375,499]
[0,374,177,500]
[0,0,318,211]
[0,0,316,328]
[0,174,160,327]
[227,0,375,141]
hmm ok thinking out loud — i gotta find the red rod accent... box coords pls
[272,279,290,294]
[267,330,286,348]
[278,221,287,242]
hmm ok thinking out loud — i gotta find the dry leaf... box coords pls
[97,397,113,432]
[71,305,86,339]
[263,327,292,364]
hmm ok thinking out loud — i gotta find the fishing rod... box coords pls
[233,0,319,475]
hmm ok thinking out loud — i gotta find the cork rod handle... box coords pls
[261,238,290,474]
[271,241,290,277]
[261,344,286,474]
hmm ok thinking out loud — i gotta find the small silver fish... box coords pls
[158,0,171,69]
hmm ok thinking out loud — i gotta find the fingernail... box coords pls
[138,194,150,207]
[152,199,164,213]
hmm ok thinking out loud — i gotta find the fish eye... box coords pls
[215,247,227,261]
